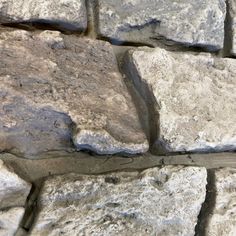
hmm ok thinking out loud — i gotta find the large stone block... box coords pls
[30,166,207,235]
[0,160,31,209]
[97,0,225,50]
[0,29,148,156]
[206,168,236,235]
[0,0,87,31]
[126,47,236,153]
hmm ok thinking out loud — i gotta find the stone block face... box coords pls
[0,160,31,209]
[0,207,25,236]
[0,29,148,156]
[206,168,236,236]
[126,47,236,153]
[30,166,207,236]
[0,0,87,31]
[97,0,225,50]
[0,160,31,236]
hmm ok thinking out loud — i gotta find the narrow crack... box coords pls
[85,0,97,38]
[112,46,150,148]
[16,180,43,234]
[195,169,216,236]
[121,50,163,154]
[223,0,233,57]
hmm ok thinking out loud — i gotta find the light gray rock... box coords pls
[0,207,25,236]
[0,29,148,156]
[0,160,31,209]
[97,0,226,50]
[126,47,236,153]
[229,0,236,55]
[206,168,236,236]
[0,0,87,31]
[31,166,207,236]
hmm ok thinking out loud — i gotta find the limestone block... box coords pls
[126,47,236,153]
[0,160,31,209]
[0,29,148,156]
[206,168,236,236]
[97,0,225,50]
[0,0,87,31]
[31,166,207,236]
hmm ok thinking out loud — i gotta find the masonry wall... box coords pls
[0,0,235,235]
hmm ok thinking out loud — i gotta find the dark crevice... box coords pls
[223,0,233,57]
[122,51,160,153]
[84,0,97,38]
[1,19,85,35]
[16,180,43,234]
[195,169,216,236]
[112,46,150,147]
[97,35,155,47]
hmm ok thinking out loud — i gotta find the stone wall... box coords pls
[0,0,235,235]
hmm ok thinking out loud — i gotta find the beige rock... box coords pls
[31,166,207,236]
[0,207,25,236]
[206,168,236,236]
[0,0,87,31]
[97,0,225,50]
[0,160,31,209]
[126,47,236,153]
[0,29,148,156]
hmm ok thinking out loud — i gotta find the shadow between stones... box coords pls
[195,169,216,236]
[1,19,84,34]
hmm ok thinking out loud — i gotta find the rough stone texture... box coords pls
[97,0,226,50]
[229,0,236,55]
[0,0,87,32]
[0,207,25,236]
[30,166,207,236]
[206,168,236,236]
[0,160,31,209]
[0,29,148,156]
[126,47,236,153]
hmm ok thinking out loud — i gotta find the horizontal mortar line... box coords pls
[0,152,235,182]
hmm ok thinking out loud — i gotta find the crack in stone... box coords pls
[195,169,216,236]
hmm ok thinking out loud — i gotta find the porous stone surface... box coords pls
[0,160,31,209]
[229,0,236,55]
[0,29,148,156]
[0,207,25,236]
[97,0,225,50]
[206,168,236,236]
[30,166,207,236]
[0,0,87,31]
[126,47,236,153]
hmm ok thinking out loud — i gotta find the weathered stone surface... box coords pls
[229,0,236,55]
[0,207,25,236]
[0,160,31,209]
[31,166,207,235]
[0,29,148,156]
[206,168,236,236]
[0,0,87,31]
[126,47,236,153]
[97,0,225,50]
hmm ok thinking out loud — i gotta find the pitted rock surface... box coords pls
[126,47,236,153]
[0,0,87,31]
[0,207,25,236]
[0,29,148,156]
[97,0,225,50]
[30,166,207,236]
[0,160,31,209]
[206,168,236,236]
